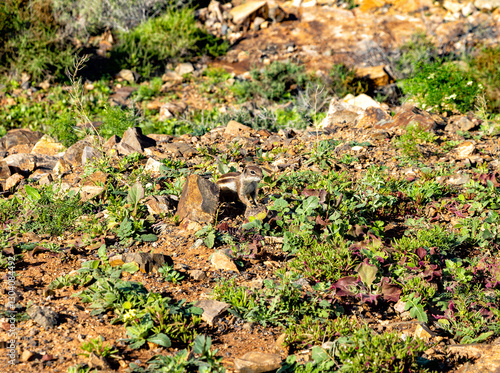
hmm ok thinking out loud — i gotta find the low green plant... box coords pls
[280,327,426,373]
[231,61,313,102]
[0,0,78,82]
[79,336,119,359]
[129,335,225,373]
[329,63,369,97]
[113,7,227,78]
[393,122,438,159]
[401,59,481,114]
[158,264,185,284]
[391,32,438,79]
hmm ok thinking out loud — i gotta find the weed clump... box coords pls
[401,60,481,114]
[112,7,227,78]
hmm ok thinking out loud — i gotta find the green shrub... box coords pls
[0,0,78,82]
[112,7,227,78]
[232,61,313,102]
[392,32,438,79]
[470,46,500,113]
[51,0,175,40]
[401,59,481,114]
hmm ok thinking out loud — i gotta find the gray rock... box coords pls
[189,269,207,281]
[175,62,195,75]
[162,142,198,158]
[177,174,220,224]
[2,153,58,175]
[195,299,230,325]
[109,252,173,273]
[82,146,101,166]
[116,127,156,155]
[233,351,282,373]
[0,160,11,179]
[63,139,93,167]
[27,305,59,329]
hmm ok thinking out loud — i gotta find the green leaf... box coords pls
[357,262,377,287]
[127,182,145,207]
[147,333,171,348]
[297,196,320,216]
[204,232,215,249]
[121,262,139,273]
[193,334,210,354]
[25,185,41,202]
[140,233,158,242]
[311,346,329,363]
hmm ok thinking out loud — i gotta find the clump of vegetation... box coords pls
[0,0,78,82]
[51,0,175,40]
[391,32,439,80]
[112,7,227,78]
[401,59,481,114]
[329,63,370,98]
[232,61,313,102]
[393,122,438,159]
[470,46,500,113]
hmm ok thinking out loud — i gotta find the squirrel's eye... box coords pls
[250,171,255,174]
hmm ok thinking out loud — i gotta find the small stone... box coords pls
[195,299,230,326]
[27,305,59,329]
[20,350,34,362]
[175,62,195,76]
[117,69,137,83]
[189,269,207,281]
[144,158,163,175]
[5,173,24,190]
[455,141,476,159]
[159,105,173,121]
[77,185,105,202]
[211,251,239,272]
[233,351,282,373]
[414,323,435,342]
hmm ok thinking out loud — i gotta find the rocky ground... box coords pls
[1,1,500,373]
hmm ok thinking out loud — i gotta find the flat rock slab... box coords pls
[451,343,500,373]
[195,299,230,325]
[0,128,44,152]
[233,351,282,373]
[27,305,59,329]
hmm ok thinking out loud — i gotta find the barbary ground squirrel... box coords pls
[216,166,263,207]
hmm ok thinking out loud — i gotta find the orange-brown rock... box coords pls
[177,174,219,224]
